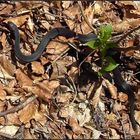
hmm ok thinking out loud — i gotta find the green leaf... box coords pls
[103,56,119,72]
[99,24,112,43]
[86,39,101,50]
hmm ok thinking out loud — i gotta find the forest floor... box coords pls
[0,1,140,139]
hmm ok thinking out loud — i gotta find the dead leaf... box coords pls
[59,107,70,118]
[0,55,15,76]
[23,83,52,102]
[0,33,7,48]
[93,2,103,15]
[59,104,75,118]
[56,92,72,103]
[0,4,13,16]
[109,128,120,139]
[106,112,117,122]
[42,80,60,91]
[78,92,86,101]
[62,1,73,9]
[27,17,34,33]
[16,69,33,87]
[0,55,15,80]
[0,125,19,137]
[118,92,128,102]
[113,18,140,32]
[117,1,140,18]
[134,111,140,126]
[7,113,21,125]
[113,101,126,112]
[104,79,118,99]
[47,38,68,59]
[33,110,47,126]
[0,117,5,125]
[77,108,91,127]
[91,84,102,108]
[92,128,101,139]
[69,117,84,135]
[18,102,37,124]
[0,83,6,100]
[0,100,6,112]
[31,61,44,75]
[4,15,30,27]
[24,128,34,139]
[68,66,78,81]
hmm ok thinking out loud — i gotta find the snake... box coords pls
[7,21,137,131]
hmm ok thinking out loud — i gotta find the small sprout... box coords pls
[86,24,119,76]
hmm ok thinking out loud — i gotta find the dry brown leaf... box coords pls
[124,39,135,56]
[63,3,80,29]
[113,101,126,112]
[113,18,140,32]
[0,33,7,48]
[91,128,101,139]
[134,111,140,126]
[31,61,44,75]
[4,15,30,27]
[59,107,70,118]
[0,65,14,80]
[0,4,13,15]
[77,108,91,127]
[56,92,72,103]
[118,92,128,102]
[0,100,6,112]
[7,113,21,125]
[109,128,120,139]
[27,17,34,33]
[93,2,103,15]
[0,117,5,125]
[47,38,68,59]
[24,128,34,139]
[0,125,19,137]
[23,80,59,102]
[104,79,118,99]
[66,129,73,139]
[0,55,15,80]
[59,104,76,118]
[0,83,6,101]
[16,69,33,87]
[23,84,52,102]
[78,92,86,101]
[69,117,84,135]
[33,110,47,126]
[117,1,140,18]
[0,55,15,76]
[62,1,73,9]
[42,80,60,91]
[106,112,117,122]
[91,84,102,108]
[68,66,78,80]
[18,102,37,124]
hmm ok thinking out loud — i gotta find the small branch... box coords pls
[77,1,97,34]
[0,95,37,117]
[113,45,140,52]
[116,25,140,44]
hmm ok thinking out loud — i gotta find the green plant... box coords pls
[86,24,119,76]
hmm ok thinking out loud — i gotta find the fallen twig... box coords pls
[77,1,97,34]
[116,25,140,44]
[0,95,37,117]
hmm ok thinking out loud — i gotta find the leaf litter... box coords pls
[0,1,139,139]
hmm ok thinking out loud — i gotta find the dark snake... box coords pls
[7,21,137,131]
